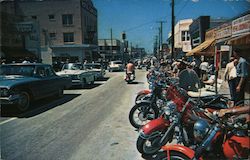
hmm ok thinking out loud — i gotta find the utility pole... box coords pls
[158,27,161,59]
[110,28,113,60]
[156,21,167,59]
[171,0,175,59]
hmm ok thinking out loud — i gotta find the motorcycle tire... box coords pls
[135,93,147,103]
[129,102,159,129]
[137,136,162,155]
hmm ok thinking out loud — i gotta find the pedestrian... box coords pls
[224,57,237,103]
[199,59,209,81]
[233,48,249,106]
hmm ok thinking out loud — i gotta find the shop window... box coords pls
[63,33,74,43]
[62,14,73,26]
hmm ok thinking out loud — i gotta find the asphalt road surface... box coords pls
[1,69,148,160]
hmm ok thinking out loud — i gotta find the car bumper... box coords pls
[71,80,82,85]
[0,95,20,105]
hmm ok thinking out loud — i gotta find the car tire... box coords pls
[17,91,30,112]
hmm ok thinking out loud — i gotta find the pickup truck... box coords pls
[56,63,95,88]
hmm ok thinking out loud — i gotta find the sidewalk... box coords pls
[218,80,250,106]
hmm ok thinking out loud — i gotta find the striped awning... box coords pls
[186,39,215,56]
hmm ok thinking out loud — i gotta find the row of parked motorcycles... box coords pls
[128,68,249,160]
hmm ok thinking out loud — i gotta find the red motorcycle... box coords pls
[136,69,228,155]
[151,108,250,160]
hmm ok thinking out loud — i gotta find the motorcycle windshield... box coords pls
[178,68,201,92]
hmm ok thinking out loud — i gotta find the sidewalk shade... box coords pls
[186,39,215,57]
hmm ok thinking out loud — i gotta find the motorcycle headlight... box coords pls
[163,101,177,116]
[193,119,210,142]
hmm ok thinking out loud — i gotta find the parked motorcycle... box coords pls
[136,69,229,155]
[151,107,249,160]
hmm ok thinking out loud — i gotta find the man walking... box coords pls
[224,57,237,103]
[233,48,249,105]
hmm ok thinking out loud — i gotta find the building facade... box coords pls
[15,0,98,63]
[98,39,122,61]
[174,19,193,58]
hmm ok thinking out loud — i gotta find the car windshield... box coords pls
[63,63,82,70]
[0,65,35,77]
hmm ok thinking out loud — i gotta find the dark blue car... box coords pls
[0,63,72,112]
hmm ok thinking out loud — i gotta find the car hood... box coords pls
[56,69,88,76]
[0,75,39,89]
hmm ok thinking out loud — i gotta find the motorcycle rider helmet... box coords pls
[193,118,210,142]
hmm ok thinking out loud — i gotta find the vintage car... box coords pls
[0,63,72,112]
[107,60,124,72]
[83,63,106,80]
[56,63,95,88]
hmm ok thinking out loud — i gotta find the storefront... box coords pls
[186,29,215,61]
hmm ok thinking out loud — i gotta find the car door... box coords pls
[44,65,62,94]
[32,66,52,98]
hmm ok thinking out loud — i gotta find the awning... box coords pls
[226,33,250,45]
[186,39,215,56]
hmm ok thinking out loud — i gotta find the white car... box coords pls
[83,63,105,80]
[107,61,124,72]
[56,63,95,88]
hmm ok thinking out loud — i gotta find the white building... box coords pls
[174,19,193,53]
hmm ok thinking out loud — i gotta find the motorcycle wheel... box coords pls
[137,129,174,155]
[137,136,162,155]
[135,93,147,102]
[150,151,190,160]
[129,103,159,129]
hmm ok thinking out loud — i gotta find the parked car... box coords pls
[83,63,105,80]
[56,63,95,88]
[0,63,72,112]
[107,60,124,72]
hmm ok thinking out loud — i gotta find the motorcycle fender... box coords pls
[223,136,250,159]
[137,89,151,95]
[140,117,170,136]
[161,145,203,160]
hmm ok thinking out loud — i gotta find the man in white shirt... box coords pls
[199,60,209,81]
[224,57,237,103]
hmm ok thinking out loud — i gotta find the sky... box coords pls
[92,0,250,53]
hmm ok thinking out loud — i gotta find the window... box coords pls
[62,14,73,26]
[63,33,74,42]
[31,16,37,19]
[48,14,55,21]
[181,31,190,41]
[49,33,56,39]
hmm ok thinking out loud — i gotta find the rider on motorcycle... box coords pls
[126,60,135,76]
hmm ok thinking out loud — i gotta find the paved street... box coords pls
[1,70,147,160]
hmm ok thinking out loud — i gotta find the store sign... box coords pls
[16,23,33,32]
[220,45,230,52]
[232,14,250,36]
[215,24,232,39]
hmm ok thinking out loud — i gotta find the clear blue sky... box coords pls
[92,0,250,53]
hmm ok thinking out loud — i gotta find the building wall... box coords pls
[98,39,122,60]
[17,0,83,47]
[174,19,193,53]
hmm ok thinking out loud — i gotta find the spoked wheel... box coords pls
[17,91,30,112]
[137,136,162,155]
[129,103,158,129]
